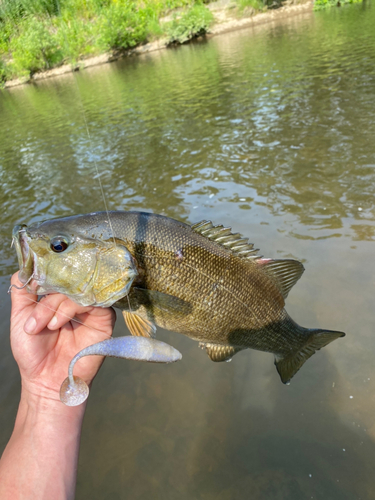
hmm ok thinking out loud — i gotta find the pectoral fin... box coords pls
[275,329,345,384]
[117,287,192,317]
[199,342,245,362]
[122,311,156,338]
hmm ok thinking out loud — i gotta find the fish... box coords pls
[12,210,345,384]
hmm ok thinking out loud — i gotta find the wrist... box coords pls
[15,382,87,431]
[20,378,65,406]
[0,383,86,500]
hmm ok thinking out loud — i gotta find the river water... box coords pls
[1,3,375,498]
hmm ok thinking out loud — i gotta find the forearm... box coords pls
[0,388,86,500]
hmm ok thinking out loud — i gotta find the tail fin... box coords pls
[275,329,345,384]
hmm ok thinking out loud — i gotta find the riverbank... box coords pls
[3,0,313,90]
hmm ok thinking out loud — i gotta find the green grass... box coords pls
[235,0,265,13]
[0,59,7,85]
[314,0,362,9]
[1,0,216,81]
[0,0,61,21]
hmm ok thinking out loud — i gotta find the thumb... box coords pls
[9,272,59,376]
[9,272,38,321]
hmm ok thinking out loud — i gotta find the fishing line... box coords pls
[56,0,114,243]
[9,52,122,338]
[126,294,133,314]
[72,73,117,248]
[16,293,114,339]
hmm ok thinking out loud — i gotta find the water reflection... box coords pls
[1,2,375,499]
[0,6,374,260]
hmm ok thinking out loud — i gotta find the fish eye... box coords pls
[50,237,69,253]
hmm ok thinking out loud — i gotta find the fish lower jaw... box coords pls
[24,258,48,294]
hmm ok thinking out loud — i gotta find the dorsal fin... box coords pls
[191,221,304,298]
[191,220,261,259]
[257,258,304,299]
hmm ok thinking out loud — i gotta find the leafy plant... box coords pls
[166,4,213,44]
[146,17,164,40]
[236,0,265,13]
[97,2,150,50]
[0,0,60,23]
[0,59,8,84]
[1,0,322,83]
[0,21,13,54]
[314,0,362,9]
[56,18,98,63]
[9,17,62,76]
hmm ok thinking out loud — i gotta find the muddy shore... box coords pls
[4,0,313,89]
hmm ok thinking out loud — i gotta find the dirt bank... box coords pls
[4,0,313,90]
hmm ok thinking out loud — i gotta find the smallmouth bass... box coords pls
[12,211,345,384]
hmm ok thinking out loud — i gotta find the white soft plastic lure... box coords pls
[60,336,182,406]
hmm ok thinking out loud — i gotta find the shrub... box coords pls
[9,17,62,76]
[0,0,60,23]
[314,0,362,9]
[236,0,265,12]
[166,4,214,44]
[0,22,13,54]
[56,18,98,63]
[97,2,150,50]
[0,59,8,83]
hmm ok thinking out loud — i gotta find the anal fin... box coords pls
[199,342,244,362]
[122,310,156,338]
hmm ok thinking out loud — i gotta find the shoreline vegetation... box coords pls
[0,0,362,89]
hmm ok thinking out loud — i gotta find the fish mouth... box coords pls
[12,224,39,290]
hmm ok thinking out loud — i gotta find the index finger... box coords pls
[22,293,91,334]
[26,293,114,335]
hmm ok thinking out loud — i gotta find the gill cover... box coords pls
[91,242,138,307]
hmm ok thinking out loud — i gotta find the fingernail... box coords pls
[48,316,58,328]
[24,316,37,334]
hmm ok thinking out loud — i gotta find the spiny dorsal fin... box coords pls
[191,220,261,260]
[199,342,244,362]
[275,329,345,384]
[122,311,156,338]
[257,258,305,299]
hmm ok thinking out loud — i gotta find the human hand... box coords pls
[0,273,115,499]
[9,272,116,404]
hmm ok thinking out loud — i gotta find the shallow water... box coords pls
[1,3,375,498]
